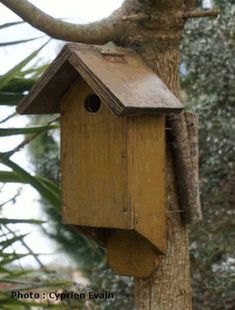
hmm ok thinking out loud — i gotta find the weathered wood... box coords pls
[61,77,130,229]
[61,76,167,252]
[17,43,183,116]
[127,115,167,254]
[106,115,167,276]
[107,230,161,278]
[184,112,202,223]
[16,42,175,277]
[60,74,167,277]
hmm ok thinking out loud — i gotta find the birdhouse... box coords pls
[17,43,183,278]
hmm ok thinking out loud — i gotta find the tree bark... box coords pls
[185,112,202,223]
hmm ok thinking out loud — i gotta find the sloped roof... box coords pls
[17,43,183,116]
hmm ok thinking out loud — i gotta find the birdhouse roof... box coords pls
[17,43,183,116]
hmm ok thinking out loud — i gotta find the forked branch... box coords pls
[0,0,123,44]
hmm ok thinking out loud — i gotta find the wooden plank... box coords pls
[61,77,131,229]
[127,115,167,254]
[107,230,161,278]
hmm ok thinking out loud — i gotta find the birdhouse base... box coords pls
[73,226,162,278]
[107,230,161,278]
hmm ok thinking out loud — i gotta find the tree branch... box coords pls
[182,9,220,19]
[122,9,219,23]
[0,0,124,44]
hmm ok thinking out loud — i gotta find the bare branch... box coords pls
[0,189,21,209]
[182,9,220,19]
[122,9,219,24]
[122,14,149,22]
[0,0,124,44]
[0,112,16,124]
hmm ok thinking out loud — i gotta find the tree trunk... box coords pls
[121,4,192,309]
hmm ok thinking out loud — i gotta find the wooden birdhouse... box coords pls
[17,43,183,278]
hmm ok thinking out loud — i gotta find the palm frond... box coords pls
[0,125,59,137]
[0,40,50,91]
[0,21,24,30]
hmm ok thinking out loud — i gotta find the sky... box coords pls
[0,0,124,268]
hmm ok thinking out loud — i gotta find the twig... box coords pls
[182,9,220,19]
[122,9,219,23]
[48,116,60,124]
[0,189,22,209]
[4,224,47,271]
[0,112,17,124]
[3,116,60,158]
[122,14,150,22]
[9,132,40,155]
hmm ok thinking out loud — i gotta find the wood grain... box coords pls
[61,77,131,229]
[107,230,161,278]
[127,115,167,254]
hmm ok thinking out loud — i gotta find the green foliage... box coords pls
[0,171,60,195]
[0,36,44,47]
[0,41,49,91]
[0,21,24,30]
[0,27,75,309]
[181,2,235,308]
[0,125,59,137]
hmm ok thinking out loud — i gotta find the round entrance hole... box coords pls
[84,94,101,113]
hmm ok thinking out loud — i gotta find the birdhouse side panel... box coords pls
[127,115,167,254]
[60,78,131,229]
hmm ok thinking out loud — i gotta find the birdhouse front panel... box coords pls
[61,77,132,229]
